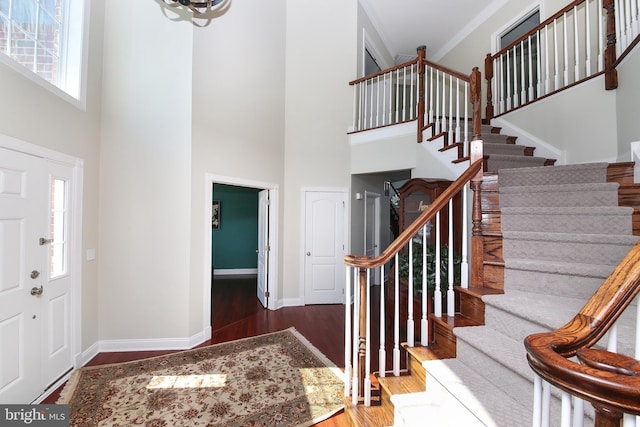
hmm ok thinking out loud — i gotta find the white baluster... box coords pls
[428,66,434,126]
[554,19,560,90]
[351,267,360,404]
[632,0,639,39]
[395,69,400,123]
[448,75,454,144]
[382,73,388,126]
[463,81,469,156]
[455,79,460,152]
[441,71,447,135]
[586,0,592,76]
[533,374,542,427]
[498,56,505,114]
[542,379,551,427]
[563,13,569,86]
[598,0,604,72]
[506,49,512,110]
[344,266,352,396]
[608,322,618,351]
[375,75,380,128]
[574,6,580,82]
[407,240,415,347]
[364,268,371,406]
[447,199,455,316]
[409,64,415,119]
[379,264,386,377]
[402,67,407,121]
[616,0,624,53]
[461,183,469,288]
[434,212,442,317]
[520,40,526,105]
[528,36,534,101]
[537,30,544,97]
[421,224,429,346]
[435,70,441,134]
[572,396,584,427]
[561,392,572,427]
[393,252,400,376]
[545,25,552,93]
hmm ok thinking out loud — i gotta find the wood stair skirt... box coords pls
[346,160,640,427]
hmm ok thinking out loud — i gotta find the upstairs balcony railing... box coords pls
[485,0,640,119]
[349,47,481,159]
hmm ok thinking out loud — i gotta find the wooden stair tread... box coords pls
[344,398,395,427]
[378,373,425,395]
[457,286,504,298]
[403,343,454,363]
[432,313,482,329]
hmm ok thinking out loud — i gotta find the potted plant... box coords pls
[397,240,462,295]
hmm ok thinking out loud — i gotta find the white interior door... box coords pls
[257,190,269,308]
[0,148,73,403]
[304,190,346,305]
[364,191,381,284]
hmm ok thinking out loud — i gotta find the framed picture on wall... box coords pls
[212,200,221,229]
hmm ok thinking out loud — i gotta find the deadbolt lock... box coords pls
[30,270,40,279]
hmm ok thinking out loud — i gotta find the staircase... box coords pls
[376,161,640,426]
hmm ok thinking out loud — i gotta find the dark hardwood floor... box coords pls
[43,275,351,426]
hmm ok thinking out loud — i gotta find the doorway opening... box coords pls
[204,174,279,336]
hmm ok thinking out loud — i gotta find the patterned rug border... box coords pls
[58,327,345,426]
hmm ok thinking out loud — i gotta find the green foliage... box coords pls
[397,240,462,294]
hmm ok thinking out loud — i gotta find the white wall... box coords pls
[281,0,358,302]
[616,46,640,161]
[0,0,104,352]
[98,1,193,341]
[189,0,287,331]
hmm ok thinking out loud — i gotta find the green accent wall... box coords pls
[212,184,260,269]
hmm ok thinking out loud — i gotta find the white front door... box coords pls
[257,190,269,308]
[304,190,346,305]
[364,191,381,284]
[0,148,73,403]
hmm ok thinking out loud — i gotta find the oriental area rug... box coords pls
[58,328,344,426]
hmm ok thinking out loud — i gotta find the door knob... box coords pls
[306,252,311,256]
[39,237,54,245]
[30,286,43,296]
[30,270,40,279]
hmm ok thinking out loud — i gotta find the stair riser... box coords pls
[483,143,528,156]
[499,163,608,187]
[504,268,603,300]
[503,238,636,265]
[486,156,549,172]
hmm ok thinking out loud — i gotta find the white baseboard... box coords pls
[214,268,258,276]
[97,329,211,353]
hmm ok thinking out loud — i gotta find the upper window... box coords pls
[0,0,86,102]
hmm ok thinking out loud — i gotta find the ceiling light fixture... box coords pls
[163,0,228,15]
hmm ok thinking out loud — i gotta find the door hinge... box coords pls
[265,244,270,252]
[265,291,270,297]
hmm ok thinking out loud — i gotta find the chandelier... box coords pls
[164,0,228,15]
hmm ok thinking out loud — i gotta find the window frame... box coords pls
[0,0,90,109]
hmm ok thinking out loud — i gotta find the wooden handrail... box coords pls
[525,240,640,419]
[424,60,471,83]
[344,153,483,269]
[348,57,419,86]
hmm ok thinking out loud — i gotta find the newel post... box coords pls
[484,54,494,120]
[603,0,619,90]
[469,66,484,288]
[417,45,426,142]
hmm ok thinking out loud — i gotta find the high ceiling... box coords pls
[361,0,505,63]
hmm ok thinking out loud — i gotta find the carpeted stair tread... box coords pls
[498,162,608,187]
[502,232,639,265]
[419,359,533,427]
[501,206,634,234]
[486,155,549,172]
[483,142,529,156]
[504,258,617,279]
[504,267,606,299]
[499,182,620,207]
